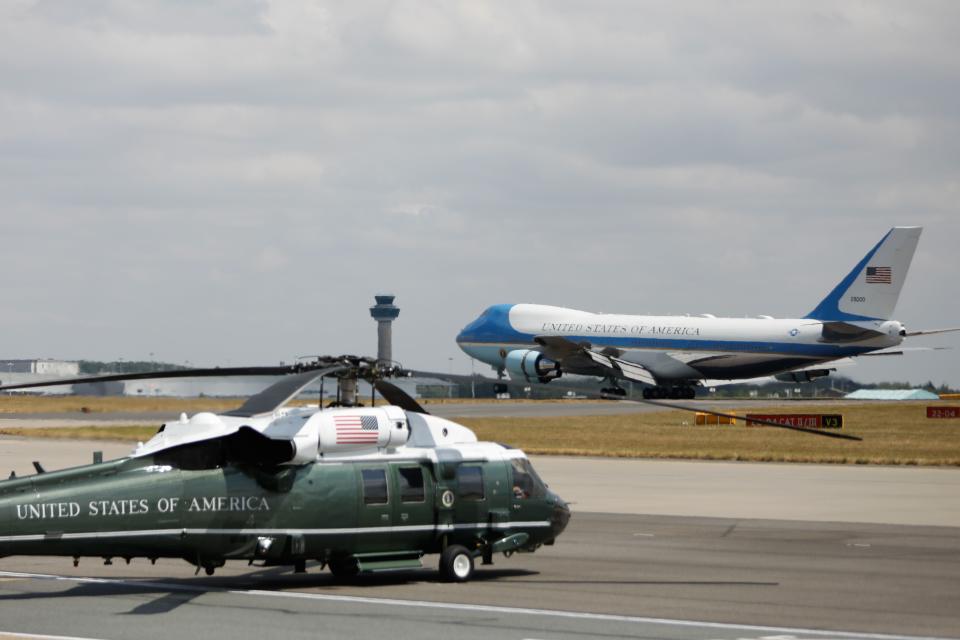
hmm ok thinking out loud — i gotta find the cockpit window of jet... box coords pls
[457,227,958,399]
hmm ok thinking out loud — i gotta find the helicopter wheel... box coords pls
[328,556,359,579]
[439,544,474,582]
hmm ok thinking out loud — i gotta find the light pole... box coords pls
[448,357,453,398]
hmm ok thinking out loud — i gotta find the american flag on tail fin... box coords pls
[866,266,892,284]
[334,415,380,444]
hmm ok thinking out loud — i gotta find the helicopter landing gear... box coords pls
[328,555,359,580]
[293,559,307,574]
[194,557,225,576]
[642,385,696,400]
[439,544,474,583]
[481,546,494,566]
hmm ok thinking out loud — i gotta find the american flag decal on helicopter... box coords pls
[333,415,380,444]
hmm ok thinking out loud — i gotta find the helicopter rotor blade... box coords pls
[0,355,383,393]
[621,397,863,441]
[0,365,304,392]
[374,379,428,414]
[224,365,351,417]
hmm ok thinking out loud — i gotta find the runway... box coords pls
[1,438,958,639]
[2,512,959,639]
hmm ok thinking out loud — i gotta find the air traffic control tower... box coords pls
[370,294,400,366]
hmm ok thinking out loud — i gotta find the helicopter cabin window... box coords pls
[456,465,484,501]
[361,468,389,505]
[397,467,425,503]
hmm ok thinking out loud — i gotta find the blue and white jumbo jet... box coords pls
[457,227,957,399]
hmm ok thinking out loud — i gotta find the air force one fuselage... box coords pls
[457,227,949,399]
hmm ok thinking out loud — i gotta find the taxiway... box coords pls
[1,432,958,639]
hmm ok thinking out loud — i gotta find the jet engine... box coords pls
[504,349,561,383]
[775,369,832,383]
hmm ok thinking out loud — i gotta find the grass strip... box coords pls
[0,395,593,414]
[0,426,158,442]
[2,402,959,465]
[457,403,960,465]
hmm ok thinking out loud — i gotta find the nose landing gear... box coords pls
[600,386,627,397]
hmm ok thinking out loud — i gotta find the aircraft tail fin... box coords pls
[805,226,922,322]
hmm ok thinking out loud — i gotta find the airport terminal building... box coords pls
[1,359,79,395]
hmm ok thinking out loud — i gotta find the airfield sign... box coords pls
[745,414,844,429]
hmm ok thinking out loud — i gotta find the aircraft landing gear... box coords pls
[328,555,359,579]
[439,544,475,582]
[600,376,627,398]
[600,386,627,398]
[642,385,696,400]
[493,367,509,396]
[194,558,225,576]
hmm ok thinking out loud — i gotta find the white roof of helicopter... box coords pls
[132,405,526,465]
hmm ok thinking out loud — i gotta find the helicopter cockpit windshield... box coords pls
[510,457,546,500]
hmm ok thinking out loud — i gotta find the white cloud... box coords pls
[0,1,957,385]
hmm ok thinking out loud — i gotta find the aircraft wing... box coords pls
[582,350,658,385]
[859,346,951,357]
[701,358,857,387]
[903,327,960,337]
[794,357,856,369]
[534,336,658,385]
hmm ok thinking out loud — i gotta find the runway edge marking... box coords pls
[0,570,953,640]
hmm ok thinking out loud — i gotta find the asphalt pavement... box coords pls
[0,513,957,639]
[1,419,959,639]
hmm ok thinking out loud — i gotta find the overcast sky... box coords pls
[1,1,957,386]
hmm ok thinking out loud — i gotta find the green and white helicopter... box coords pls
[0,357,570,582]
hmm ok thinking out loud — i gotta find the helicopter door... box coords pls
[390,463,435,549]
[452,464,492,538]
[355,465,394,552]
